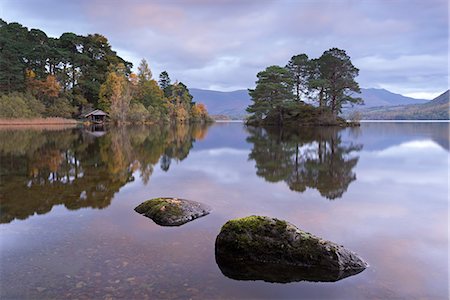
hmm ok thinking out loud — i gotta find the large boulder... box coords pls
[134,198,211,226]
[215,216,367,283]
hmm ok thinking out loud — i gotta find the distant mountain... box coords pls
[190,87,440,119]
[357,88,428,107]
[357,90,449,120]
[190,88,250,119]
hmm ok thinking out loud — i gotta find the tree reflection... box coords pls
[0,123,209,224]
[247,126,362,199]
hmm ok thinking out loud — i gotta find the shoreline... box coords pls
[0,118,81,130]
[0,118,80,125]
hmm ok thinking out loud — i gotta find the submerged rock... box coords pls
[215,216,367,283]
[135,197,211,226]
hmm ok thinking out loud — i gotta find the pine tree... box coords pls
[159,71,172,97]
[247,66,294,125]
[286,54,309,102]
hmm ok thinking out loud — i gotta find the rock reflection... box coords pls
[247,126,362,199]
[0,124,209,224]
[215,255,365,283]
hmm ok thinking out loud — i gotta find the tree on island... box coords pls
[247,66,294,126]
[247,48,362,127]
[309,48,362,115]
[286,54,309,103]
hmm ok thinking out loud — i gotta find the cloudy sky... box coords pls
[1,0,448,98]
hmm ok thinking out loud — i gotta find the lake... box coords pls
[0,122,448,299]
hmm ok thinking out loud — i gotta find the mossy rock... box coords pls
[215,216,367,282]
[135,197,211,226]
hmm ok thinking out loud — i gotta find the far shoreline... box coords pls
[214,119,449,123]
[358,119,450,123]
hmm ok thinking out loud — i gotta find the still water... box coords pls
[0,122,448,299]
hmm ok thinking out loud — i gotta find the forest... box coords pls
[247,48,363,126]
[0,19,211,123]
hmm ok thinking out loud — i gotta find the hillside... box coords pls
[190,89,250,119]
[357,88,428,107]
[358,90,449,120]
[190,87,433,119]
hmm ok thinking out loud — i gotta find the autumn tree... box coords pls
[169,82,196,122]
[191,103,209,122]
[137,59,152,81]
[135,59,165,120]
[99,64,131,123]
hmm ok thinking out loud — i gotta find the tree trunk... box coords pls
[319,88,323,107]
[331,95,337,116]
[278,107,284,127]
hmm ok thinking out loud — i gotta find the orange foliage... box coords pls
[196,103,207,114]
[26,71,61,99]
[129,73,139,86]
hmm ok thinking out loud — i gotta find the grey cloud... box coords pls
[1,0,447,97]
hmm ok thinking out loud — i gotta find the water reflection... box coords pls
[246,126,362,199]
[0,124,210,224]
[215,256,365,283]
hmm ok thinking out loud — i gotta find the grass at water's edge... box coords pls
[0,118,81,130]
[0,118,80,125]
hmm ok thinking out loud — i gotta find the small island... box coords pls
[246,48,362,127]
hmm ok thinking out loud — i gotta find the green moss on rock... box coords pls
[135,198,183,217]
[215,215,367,274]
[134,197,211,226]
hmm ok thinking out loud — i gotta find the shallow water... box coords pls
[0,122,448,299]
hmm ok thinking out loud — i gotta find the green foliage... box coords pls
[286,54,309,102]
[0,19,132,107]
[137,79,165,108]
[159,71,172,97]
[0,92,44,118]
[137,59,152,81]
[44,97,77,118]
[128,102,150,123]
[247,66,294,126]
[313,48,362,114]
[0,20,29,92]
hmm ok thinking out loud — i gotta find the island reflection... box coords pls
[0,124,210,224]
[246,126,363,199]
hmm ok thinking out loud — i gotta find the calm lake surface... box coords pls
[0,122,448,299]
